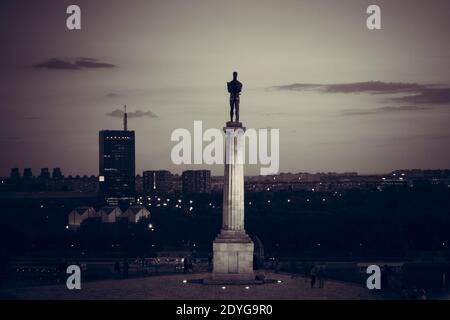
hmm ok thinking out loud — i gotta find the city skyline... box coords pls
[1,0,450,176]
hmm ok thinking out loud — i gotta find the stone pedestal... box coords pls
[211,121,254,282]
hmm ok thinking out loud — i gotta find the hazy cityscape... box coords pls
[1,0,450,304]
[0,109,449,300]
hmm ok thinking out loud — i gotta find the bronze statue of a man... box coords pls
[227,72,242,122]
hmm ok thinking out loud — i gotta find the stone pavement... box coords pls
[1,272,386,300]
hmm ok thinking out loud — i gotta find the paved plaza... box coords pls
[1,272,387,300]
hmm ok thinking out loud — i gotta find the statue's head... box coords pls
[233,72,238,79]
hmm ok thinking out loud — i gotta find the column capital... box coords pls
[224,122,246,133]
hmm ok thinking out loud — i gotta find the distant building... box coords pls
[135,174,143,193]
[172,174,182,193]
[68,207,98,229]
[182,170,211,194]
[99,106,136,204]
[23,168,33,179]
[211,176,224,192]
[143,170,173,194]
[52,168,63,179]
[10,168,20,180]
[121,206,150,223]
[99,206,123,223]
[39,168,50,179]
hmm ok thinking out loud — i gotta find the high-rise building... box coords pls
[52,168,63,179]
[182,170,211,194]
[10,168,20,180]
[143,170,173,194]
[99,105,136,204]
[39,168,50,179]
[23,168,33,179]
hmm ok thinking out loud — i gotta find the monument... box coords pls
[210,72,255,282]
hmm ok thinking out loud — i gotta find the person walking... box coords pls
[310,265,317,288]
[317,266,325,288]
[123,259,129,278]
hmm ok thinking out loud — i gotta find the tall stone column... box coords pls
[212,121,254,282]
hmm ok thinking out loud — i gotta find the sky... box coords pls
[1,0,450,176]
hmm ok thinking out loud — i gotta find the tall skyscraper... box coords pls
[10,168,20,180]
[99,106,136,204]
[182,170,211,194]
[39,168,50,179]
[23,168,33,179]
[52,168,63,179]
[143,170,173,194]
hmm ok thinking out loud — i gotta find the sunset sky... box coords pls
[1,0,450,176]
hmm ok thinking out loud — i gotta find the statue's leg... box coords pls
[229,100,234,122]
[235,100,240,122]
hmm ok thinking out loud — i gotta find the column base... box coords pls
[212,231,254,282]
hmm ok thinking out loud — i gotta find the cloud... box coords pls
[273,81,450,105]
[394,87,450,104]
[341,110,377,116]
[33,58,80,70]
[377,105,429,112]
[273,81,423,94]
[342,105,429,116]
[390,134,450,142]
[33,57,117,70]
[106,109,158,119]
[105,93,125,98]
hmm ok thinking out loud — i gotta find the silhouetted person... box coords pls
[317,266,325,288]
[183,255,190,274]
[208,254,213,272]
[381,264,390,289]
[310,265,317,288]
[188,255,193,273]
[227,72,242,122]
[58,260,68,283]
[123,259,129,278]
[419,288,427,300]
[114,260,121,275]
[443,272,447,292]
